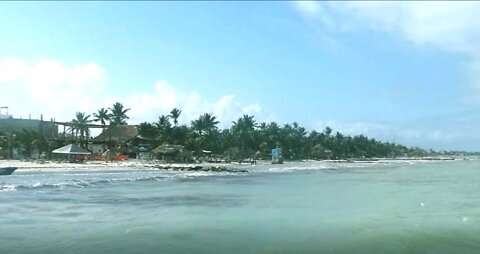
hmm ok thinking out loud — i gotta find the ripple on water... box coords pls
[124,225,154,235]
[57,211,84,218]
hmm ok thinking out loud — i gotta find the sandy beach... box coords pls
[1,157,464,174]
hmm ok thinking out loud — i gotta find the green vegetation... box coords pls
[0,101,477,160]
[108,102,130,126]
[70,112,92,148]
[133,108,447,160]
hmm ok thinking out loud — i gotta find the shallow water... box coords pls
[1,160,480,253]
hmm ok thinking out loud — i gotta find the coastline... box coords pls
[0,159,248,173]
[0,156,472,174]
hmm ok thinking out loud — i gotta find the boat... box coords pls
[0,167,17,175]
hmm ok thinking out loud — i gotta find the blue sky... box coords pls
[1,2,480,151]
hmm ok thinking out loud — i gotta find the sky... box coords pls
[1,2,480,151]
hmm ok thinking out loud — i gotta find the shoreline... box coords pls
[0,159,251,173]
[1,156,474,173]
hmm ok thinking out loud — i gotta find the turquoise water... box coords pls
[1,160,480,253]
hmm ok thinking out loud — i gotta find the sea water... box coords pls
[1,160,480,254]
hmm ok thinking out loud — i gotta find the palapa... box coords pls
[52,144,91,155]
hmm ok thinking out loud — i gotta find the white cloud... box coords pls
[315,120,392,138]
[242,104,262,115]
[69,63,104,87]
[2,56,472,149]
[324,2,480,53]
[295,1,322,16]
[295,2,480,91]
[0,58,30,82]
[304,2,480,53]
[0,58,269,128]
[0,58,104,121]
[212,95,235,125]
[124,81,269,127]
[126,80,180,121]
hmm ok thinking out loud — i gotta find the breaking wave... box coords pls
[0,170,246,192]
[0,159,439,192]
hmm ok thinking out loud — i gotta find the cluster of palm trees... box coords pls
[67,102,130,148]
[0,129,52,159]
[0,102,131,159]
[136,107,431,160]
[3,101,469,161]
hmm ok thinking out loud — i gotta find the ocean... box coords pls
[1,160,480,254]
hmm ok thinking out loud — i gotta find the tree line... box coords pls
[135,106,431,160]
[1,102,475,160]
[0,102,131,159]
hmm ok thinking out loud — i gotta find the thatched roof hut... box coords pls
[94,125,138,142]
[152,143,192,161]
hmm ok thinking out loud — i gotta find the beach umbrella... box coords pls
[52,144,91,155]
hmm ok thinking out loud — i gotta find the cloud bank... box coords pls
[124,80,270,128]
[0,58,105,121]
[295,2,480,89]
[0,58,269,127]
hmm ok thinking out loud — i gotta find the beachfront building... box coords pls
[152,143,193,162]
[92,125,139,158]
[0,111,59,159]
[0,116,58,139]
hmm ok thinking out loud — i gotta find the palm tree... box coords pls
[93,107,110,146]
[169,108,182,126]
[155,115,172,143]
[71,112,92,148]
[6,132,17,159]
[108,102,130,126]
[138,122,157,139]
[191,113,219,136]
[0,131,7,157]
[202,113,219,136]
[156,115,171,127]
[231,114,257,159]
[191,113,219,152]
[276,122,307,159]
[324,126,333,137]
[93,107,110,126]
[168,108,182,144]
[117,109,432,161]
[266,122,281,148]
